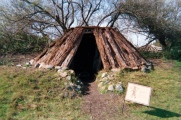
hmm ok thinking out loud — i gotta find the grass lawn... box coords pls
[0,59,180,120]
[0,67,89,120]
[119,60,181,120]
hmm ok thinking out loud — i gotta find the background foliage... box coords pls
[0,32,48,55]
[0,0,181,60]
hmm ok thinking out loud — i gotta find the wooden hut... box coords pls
[32,26,148,74]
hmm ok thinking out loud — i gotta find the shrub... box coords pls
[163,46,181,61]
[140,51,163,59]
[0,32,49,55]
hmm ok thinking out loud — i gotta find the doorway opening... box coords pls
[70,33,102,83]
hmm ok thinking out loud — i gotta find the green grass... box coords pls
[96,60,181,119]
[117,60,181,120]
[0,59,181,120]
[0,66,89,120]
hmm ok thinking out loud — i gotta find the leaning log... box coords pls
[32,26,148,70]
[105,28,128,68]
[99,29,117,68]
[61,32,84,67]
[93,28,111,69]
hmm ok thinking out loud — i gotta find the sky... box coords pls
[0,0,148,47]
[124,32,147,47]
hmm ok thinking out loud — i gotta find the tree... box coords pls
[113,0,181,48]
[1,0,119,37]
[0,2,48,54]
[1,0,181,49]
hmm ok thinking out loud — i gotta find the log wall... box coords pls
[33,26,148,70]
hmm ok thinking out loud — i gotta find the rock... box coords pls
[44,65,54,69]
[101,72,107,78]
[77,85,82,89]
[108,84,114,91]
[147,62,154,70]
[64,82,68,86]
[39,62,45,68]
[111,68,121,72]
[68,70,75,74]
[16,64,22,67]
[67,85,73,90]
[132,67,139,70]
[25,62,31,66]
[80,82,83,86]
[34,63,40,68]
[141,65,148,73]
[115,83,123,92]
[147,65,154,70]
[57,69,64,73]
[141,62,146,65]
[74,85,82,93]
[110,74,114,77]
[62,67,68,70]
[66,76,71,80]
[101,77,108,81]
[76,80,83,86]
[60,72,68,78]
[98,82,103,87]
[108,75,114,80]
[55,66,61,70]
[64,92,69,98]
[103,80,110,85]
[76,80,81,83]
[100,79,110,85]
[29,59,34,65]
[69,83,74,86]
[74,87,80,92]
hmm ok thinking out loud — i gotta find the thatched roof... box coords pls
[32,26,148,71]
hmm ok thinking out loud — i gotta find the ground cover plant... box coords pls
[0,66,89,120]
[0,58,180,120]
[115,59,181,120]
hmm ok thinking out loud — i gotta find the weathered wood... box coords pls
[61,32,84,68]
[99,29,117,68]
[113,29,147,63]
[93,28,111,69]
[50,28,84,65]
[33,26,148,70]
[105,28,128,68]
[35,30,73,64]
[34,48,48,62]
[110,29,144,67]
[55,29,74,46]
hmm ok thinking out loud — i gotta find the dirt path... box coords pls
[82,81,124,120]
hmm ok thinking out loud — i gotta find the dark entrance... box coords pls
[70,33,102,81]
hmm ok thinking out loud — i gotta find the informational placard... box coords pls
[125,82,152,106]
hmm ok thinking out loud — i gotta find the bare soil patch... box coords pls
[150,59,174,69]
[81,81,124,120]
[81,59,174,120]
[0,53,39,65]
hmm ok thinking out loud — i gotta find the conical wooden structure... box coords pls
[32,26,148,71]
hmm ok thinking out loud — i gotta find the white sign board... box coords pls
[125,82,152,106]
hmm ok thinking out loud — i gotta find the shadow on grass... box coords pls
[143,106,181,118]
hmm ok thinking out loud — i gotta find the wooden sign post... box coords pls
[122,82,152,113]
